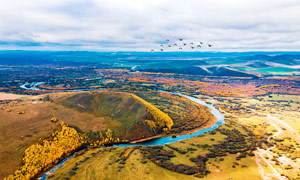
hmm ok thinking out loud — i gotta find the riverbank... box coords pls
[130,115,217,144]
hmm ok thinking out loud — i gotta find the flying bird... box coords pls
[179,47,182,50]
[179,38,183,41]
[197,45,201,48]
[166,39,169,42]
[168,45,171,47]
[150,49,154,52]
[160,49,164,51]
[173,44,177,46]
[183,43,187,46]
[200,42,203,44]
[160,44,164,47]
[208,44,213,47]
[191,46,194,49]
[190,42,194,45]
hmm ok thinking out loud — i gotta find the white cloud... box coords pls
[0,0,299,51]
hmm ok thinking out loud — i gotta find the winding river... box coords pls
[20,82,104,92]
[20,82,224,179]
[38,91,224,179]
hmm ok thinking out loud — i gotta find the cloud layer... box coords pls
[0,0,300,51]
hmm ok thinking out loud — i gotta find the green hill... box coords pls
[58,91,174,140]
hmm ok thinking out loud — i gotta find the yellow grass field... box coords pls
[0,92,29,100]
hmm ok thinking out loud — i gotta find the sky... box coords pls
[0,0,300,51]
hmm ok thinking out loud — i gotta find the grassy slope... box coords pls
[126,90,213,134]
[48,147,202,180]
[49,120,262,180]
[0,98,110,179]
[0,101,59,179]
[57,91,173,140]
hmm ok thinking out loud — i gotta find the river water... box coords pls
[19,82,104,92]
[32,89,224,179]
[20,82,45,90]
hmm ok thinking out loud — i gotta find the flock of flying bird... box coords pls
[150,38,213,52]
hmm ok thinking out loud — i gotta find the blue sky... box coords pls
[0,0,300,51]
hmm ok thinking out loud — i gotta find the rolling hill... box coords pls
[57,91,174,140]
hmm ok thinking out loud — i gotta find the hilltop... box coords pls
[56,91,174,140]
